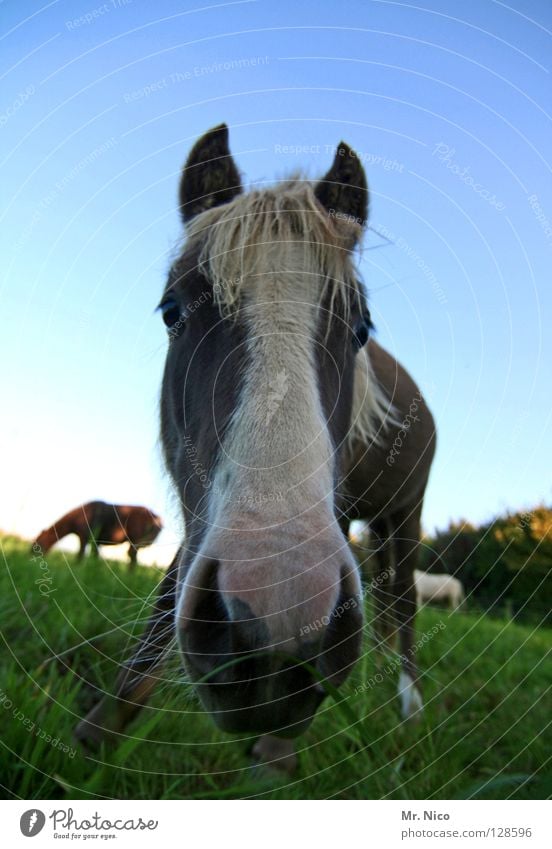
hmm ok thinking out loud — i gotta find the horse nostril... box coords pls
[181,559,269,678]
[180,560,232,675]
[318,566,363,686]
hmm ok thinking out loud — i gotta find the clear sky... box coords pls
[1,0,551,564]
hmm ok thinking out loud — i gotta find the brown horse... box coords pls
[75,125,436,771]
[33,500,163,566]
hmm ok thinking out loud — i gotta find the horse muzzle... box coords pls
[177,544,363,736]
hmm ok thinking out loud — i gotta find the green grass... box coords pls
[1,534,550,800]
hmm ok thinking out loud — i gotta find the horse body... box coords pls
[414,570,464,610]
[75,125,436,770]
[346,341,435,521]
[33,501,163,565]
[343,340,436,708]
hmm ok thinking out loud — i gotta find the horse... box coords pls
[75,124,436,772]
[414,570,464,610]
[32,500,163,567]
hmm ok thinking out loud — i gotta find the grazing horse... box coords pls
[414,570,464,610]
[33,501,163,566]
[75,125,436,770]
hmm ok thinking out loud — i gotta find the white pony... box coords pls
[414,569,465,610]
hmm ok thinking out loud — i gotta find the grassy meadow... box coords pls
[1,534,550,800]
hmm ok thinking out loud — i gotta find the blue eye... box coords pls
[159,295,182,330]
[353,313,372,350]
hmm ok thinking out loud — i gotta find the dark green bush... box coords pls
[419,506,552,625]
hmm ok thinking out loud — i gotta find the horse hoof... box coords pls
[252,735,297,775]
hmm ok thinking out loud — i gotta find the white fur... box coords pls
[208,245,336,525]
[398,671,424,719]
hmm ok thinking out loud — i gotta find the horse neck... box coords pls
[49,511,78,543]
[36,526,59,552]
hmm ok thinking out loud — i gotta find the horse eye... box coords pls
[353,313,372,350]
[158,296,183,330]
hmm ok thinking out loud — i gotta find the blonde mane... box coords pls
[185,179,361,316]
[349,346,395,449]
[184,178,390,447]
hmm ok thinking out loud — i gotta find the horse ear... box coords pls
[179,123,242,224]
[314,142,368,227]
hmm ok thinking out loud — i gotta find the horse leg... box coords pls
[88,519,103,559]
[128,545,137,569]
[451,586,462,611]
[77,536,87,561]
[86,529,100,558]
[390,503,424,720]
[368,517,397,658]
[74,554,179,749]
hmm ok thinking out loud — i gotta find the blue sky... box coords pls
[1,0,551,562]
